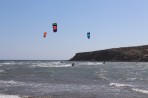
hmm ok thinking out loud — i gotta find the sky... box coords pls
[0,0,148,60]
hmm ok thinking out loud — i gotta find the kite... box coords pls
[52,23,57,32]
[87,32,90,39]
[43,32,47,38]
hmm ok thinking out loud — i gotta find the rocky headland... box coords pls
[70,45,148,61]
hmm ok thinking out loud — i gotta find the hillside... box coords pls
[69,45,148,61]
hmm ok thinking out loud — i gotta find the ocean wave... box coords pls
[54,64,72,67]
[126,78,136,81]
[98,74,109,80]
[79,62,104,66]
[0,94,21,98]
[132,88,148,94]
[0,62,15,65]
[0,80,26,87]
[109,83,132,88]
[87,62,103,65]
[0,63,11,65]
[29,61,73,68]
[109,82,148,94]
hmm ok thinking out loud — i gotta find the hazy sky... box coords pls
[0,0,148,60]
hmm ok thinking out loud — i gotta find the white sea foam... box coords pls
[79,62,104,66]
[31,63,48,68]
[88,62,104,65]
[54,64,72,67]
[30,61,104,68]
[0,62,14,65]
[51,61,61,65]
[0,80,26,87]
[0,94,21,98]
[132,88,148,94]
[109,83,132,88]
[31,62,72,68]
[98,74,109,80]
[127,78,136,81]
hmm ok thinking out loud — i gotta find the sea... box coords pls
[0,60,148,98]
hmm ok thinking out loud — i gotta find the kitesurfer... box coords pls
[72,63,74,66]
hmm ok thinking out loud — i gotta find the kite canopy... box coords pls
[52,23,57,32]
[87,32,90,39]
[43,32,47,38]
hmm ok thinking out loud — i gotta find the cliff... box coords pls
[69,45,148,61]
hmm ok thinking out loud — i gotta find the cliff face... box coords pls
[70,45,148,61]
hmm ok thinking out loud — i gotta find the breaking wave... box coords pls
[0,80,26,87]
[110,82,148,94]
[30,61,72,68]
[132,88,148,94]
[0,94,21,98]
[109,82,132,88]
[87,62,104,65]
[78,62,104,66]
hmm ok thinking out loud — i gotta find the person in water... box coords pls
[72,63,74,66]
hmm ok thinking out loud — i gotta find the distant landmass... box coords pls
[70,45,148,61]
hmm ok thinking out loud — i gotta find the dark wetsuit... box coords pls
[72,63,74,66]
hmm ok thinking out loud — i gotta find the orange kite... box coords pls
[43,32,47,38]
